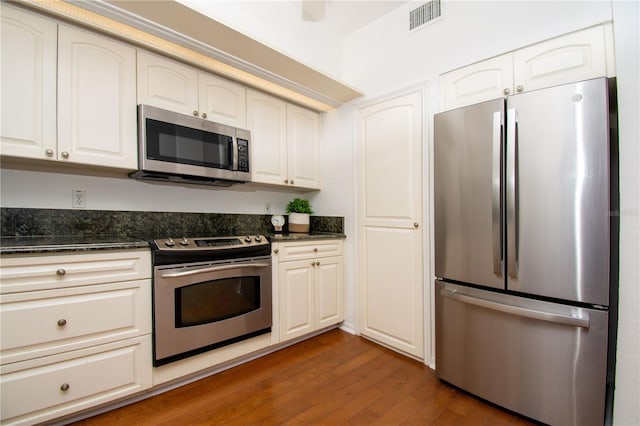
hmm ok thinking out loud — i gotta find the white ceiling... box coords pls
[315,1,409,37]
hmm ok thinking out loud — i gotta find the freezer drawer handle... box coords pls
[441,289,590,328]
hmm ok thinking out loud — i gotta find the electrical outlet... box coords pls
[72,190,86,208]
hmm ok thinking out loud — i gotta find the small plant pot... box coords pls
[288,213,310,233]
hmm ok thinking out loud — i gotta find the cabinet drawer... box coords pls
[276,240,343,262]
[0,336,151,425]
[1,280,151,365]
[0,249,151,294]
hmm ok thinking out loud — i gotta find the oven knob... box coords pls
[255,235,262,242]
[180,238,189,246]
[165,238,175,247]
[245,236,252,243]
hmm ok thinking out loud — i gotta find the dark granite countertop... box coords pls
[0,233,346,255]
[0,235,150,255]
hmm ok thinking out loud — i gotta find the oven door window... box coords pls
[146,118,233,169]
[175,276,260,327]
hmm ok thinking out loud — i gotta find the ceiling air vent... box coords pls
[409,0,442,31]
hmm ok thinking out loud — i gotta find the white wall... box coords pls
[0,167,298,215]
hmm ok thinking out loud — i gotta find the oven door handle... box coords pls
[161,262,270,278]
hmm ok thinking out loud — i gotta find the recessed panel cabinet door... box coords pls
[286,104,321,189]
[358,89,424,359]
[279,260,314,341]
[247,90,288,185]
[199,73,246,128]
[0,4,57,160]
[137,50,198,116]
[58,25,137,169]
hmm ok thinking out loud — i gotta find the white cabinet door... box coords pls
[58,25,137,169]
[137,50,198,116]
[315,256,343,330]
[440,54,513,110]
[441,24,615,111]
[0,4,57,160]
[286,104,321,190]
[198,73,246,128]
[247,90,288,186]
[0,336,151,425]
[279,259,314,341]
[514,25,611,93]
[358,89,424,359]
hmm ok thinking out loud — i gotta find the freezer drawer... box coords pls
[435,281,608,426]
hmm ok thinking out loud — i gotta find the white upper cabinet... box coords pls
[198,73,247,128]
[513,25,612,93]
[440,54,514,111]
[286,104,321,190]
[138,51,247,128]
[58,25,137,169]
[247,89,321,190]
[247,90,288,186]
[0,4,57,160]
[137,50,198,116]
[441,24,615,111]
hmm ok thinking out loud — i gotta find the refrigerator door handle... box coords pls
[492,111,503,277]
[506,107,519,279]
[441,288,590,328]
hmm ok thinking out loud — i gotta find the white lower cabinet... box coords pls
[275,240,344,342]
[0,249,152,425]
[1,336,151,426]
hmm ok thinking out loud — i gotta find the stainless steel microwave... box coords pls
[130,104,251,186]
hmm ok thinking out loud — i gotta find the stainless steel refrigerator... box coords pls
[434,77,618,426]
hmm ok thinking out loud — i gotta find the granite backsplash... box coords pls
[1,208,344,240]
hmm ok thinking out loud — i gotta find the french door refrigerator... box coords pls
[434,77,618,426]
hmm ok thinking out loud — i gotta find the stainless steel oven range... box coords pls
[151,235,271,366]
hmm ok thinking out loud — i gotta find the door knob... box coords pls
[414,223,419,228]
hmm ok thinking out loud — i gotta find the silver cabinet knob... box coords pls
[290,180,294,185]
[56,268,66,276]
[193,110,198,116]
[273,248,279,254]
[316,261,320,266]
[503,88,510,95]
[313,248,318,252]
[516,85,524,93]
[284,179,289,184]
[201,113,207,119]
[61,151,69,158]
[57,319,67,327]
[60,383,70,392]
[45,149,54,157]
[414,223,419,228]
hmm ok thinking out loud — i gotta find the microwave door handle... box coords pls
[232,136,239,170]
[161,262,270,278]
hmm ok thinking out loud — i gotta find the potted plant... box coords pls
[285,198,313,233]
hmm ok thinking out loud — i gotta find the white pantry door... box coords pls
[357,89,424,359]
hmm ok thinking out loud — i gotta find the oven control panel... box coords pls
[153,235,268,251]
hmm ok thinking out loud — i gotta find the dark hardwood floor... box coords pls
[70,330,535,425]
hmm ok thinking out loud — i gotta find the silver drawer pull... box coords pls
[60,383,70,392]
[56,268,66,276]
[57,319,67,327]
